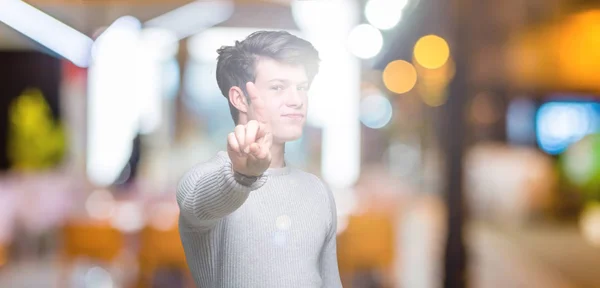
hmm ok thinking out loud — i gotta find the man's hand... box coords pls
[227,82,272,177]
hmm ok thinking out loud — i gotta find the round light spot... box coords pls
[365,0,407,30]
[383,60,418,94]
[360,94,393,129]
[85,266,114,288]
[347,24,383,59]
[414,35,450,69]
[85,189,115,220]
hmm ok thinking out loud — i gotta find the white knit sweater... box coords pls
[177,152,343,288]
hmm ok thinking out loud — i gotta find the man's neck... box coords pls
[269,143,286,168]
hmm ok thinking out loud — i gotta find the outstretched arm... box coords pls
[177,155,267,231]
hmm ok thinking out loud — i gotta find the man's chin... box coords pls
[274,132,303,144]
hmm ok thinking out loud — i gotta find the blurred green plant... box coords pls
[561,134,600,202]
[7,88,66,171]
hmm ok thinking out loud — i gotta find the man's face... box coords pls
[249,58,309,144]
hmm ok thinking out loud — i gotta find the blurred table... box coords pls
[468,221,600,288]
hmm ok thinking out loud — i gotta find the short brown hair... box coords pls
[216,30,320,124]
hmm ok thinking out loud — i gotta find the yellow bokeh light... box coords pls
[382,60,417,94]
[414,35,450,69]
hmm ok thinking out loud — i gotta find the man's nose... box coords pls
[286,88,303,107]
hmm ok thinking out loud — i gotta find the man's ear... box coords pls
[229,86,248,113]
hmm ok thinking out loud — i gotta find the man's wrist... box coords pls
[232,169,262,186]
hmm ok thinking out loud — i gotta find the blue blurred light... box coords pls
[536,102,600,155]
[360,94,393,129]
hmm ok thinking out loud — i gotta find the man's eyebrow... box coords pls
[267,79,290,84]
[267,79,309,86]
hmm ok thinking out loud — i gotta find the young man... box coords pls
[177,31,343,287]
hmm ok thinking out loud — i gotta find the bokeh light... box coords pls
[84,266,114,288]
[85,189,116,220]
[364,0,408,30]
[382,60,417,94]
[347,24,383,59]
[360,93,393,129]
[536,102,598,155]
[414,34,450,69]
[554,10,600,90]
[110,202,144,233]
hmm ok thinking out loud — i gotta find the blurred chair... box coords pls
[60,220,125,287]
[136,224,190,288]
[337,213,395,288]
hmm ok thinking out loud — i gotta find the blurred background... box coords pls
[1,0,600,287]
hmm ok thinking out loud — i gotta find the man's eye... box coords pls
[297,86,309,91]
[271,85,284,91]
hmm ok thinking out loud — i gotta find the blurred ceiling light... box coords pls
[145,0,234,40]
[136,28,177,135]
[365,0,408,30]
[292,0,361,193]
[0,0,93,67]
[139,27,179,61]
[360,93,393,129]
[414,34,450,69]
[383,60,417,94]
[87,16,142,187]
[348,24,383,59]
[291,0,333,32]
[92,16,141,62]
[291,0,358,35]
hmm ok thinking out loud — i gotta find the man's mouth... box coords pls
[282,113,304,119]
